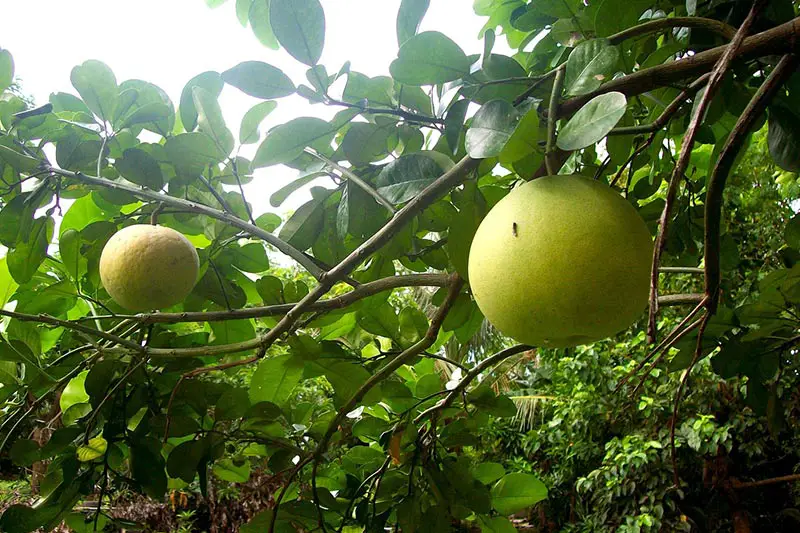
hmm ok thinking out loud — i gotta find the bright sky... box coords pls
[0,0,506,217]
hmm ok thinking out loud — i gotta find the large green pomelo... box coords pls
[99,224,200,311]
[467,175,653,348]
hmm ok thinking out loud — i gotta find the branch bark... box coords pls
[48,167,327,280]
[648,0,768,342]
[608,17,738,44]
[704,53,799,311]
[93,273,450,326]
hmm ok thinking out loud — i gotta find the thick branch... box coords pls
[314,275,464,456]
[704,53,799,311]
[47,167,327,280]
[415,344,533,423]
[649,1,766,341]
[733,473,800,489]
[558,17,800,118]
[99,273,450,326]
[608,17,738,44]
[659,293,704,306]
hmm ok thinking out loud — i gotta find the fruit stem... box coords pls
[545,64,566,176]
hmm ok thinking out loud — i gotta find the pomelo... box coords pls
[467,175,653,348]
[99,224,200,311]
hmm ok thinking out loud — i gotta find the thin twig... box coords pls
[608,17,737,44]
[545,65,566,176]
[304,148,397,214]
[47,166,327,280]
[323,96,445,125]
[670,311,711,487]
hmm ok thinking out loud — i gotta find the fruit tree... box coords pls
[0,0,799,531]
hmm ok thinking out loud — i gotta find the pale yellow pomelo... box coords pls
[99,224,200,311]
[467,175,653,348]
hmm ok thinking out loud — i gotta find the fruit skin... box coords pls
[467,175,653,348]
[99,224,200,311]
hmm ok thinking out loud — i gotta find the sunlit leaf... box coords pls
[390,31,471,85]
[223,61,295,99]
[557,92,627,151]
[270,0,326,66]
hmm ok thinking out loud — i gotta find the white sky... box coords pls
[0,0,507,217]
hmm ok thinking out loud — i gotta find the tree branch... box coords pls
[90,273,451,326]
[608,17,738,44]
[545,65,566,176]
[558,16,799,118]
[659,293,705,306]
[47,166,327,280]
[733,473,800,489]
[648,0,767,342]
[704,53,799,312]
[414,344,534,423]
[323,96,445,125]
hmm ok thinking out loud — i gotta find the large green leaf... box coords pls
[269,170,328,207]
[397,0,430,46]
[165,132,224,176]
[375,152,454,204]
[179,71,223,132]
[249,0,279,49]
[390,32,471,86]
[76,437,107,462]
[0,138,40,172]
[556,92,627,151]
[240,101,278,145]
[114,148,164,190]
[594,0,651,37]
[270,0,326,66]
[768,104,800,172]
[490,473,548,515]
[0,48,13,93]
[565,39,620,96]
[357,302,400,339]
[253,117,335,167]
[466,100,520,158]
[60,370,90,413]
[249,354,304,405]
[0,258,19,310]
[277,190,330,250]
[7,216,53,284]
[340,122,396,166]
[223,61,295,99]
[498,106,540,163]
[131,437,168,499]
[193,86,234,157]
[70,60,118,121]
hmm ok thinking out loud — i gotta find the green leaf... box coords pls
[193,86,234,157]
[131,437,168,499]
[594,0,651,37]
[341,122,397,166]
[565,39,620,96]
[0,48,13,93]
[253,117,335,168]
[223,61,295,100]
[256,275,284,304]
[76,436,107,462]
[10,439,40,467]
[397,0,430,46]
[165,132,224,176]
[270,0,326,66]
[277,191,329,250]
[59,230,83,282]
[213,458,251,483]
[236,0,253,25]
[70,60,118,121]
[358,302,400,338]
[240,100,278,144]
[375,152,454,204]
[270,170,328,207]
[498,106,541,163]
[390,32,471,86]
[8,216,53,284]
[473,462,506,485]
[249,354,304,406]
[249,0,279,49]
[114,148,164,190]
[479,516,517,533]
[0,505,42,533]
[65,513,109,533]
[490,473,548,515]
[768,104,800,172]
[466,100,520,158]
[0,138,40,172]
[785,213,800,249]
[557,91,627,151]
[167,440,206,483]
[399,306,429,348]
[0,258,19,310]
[444,99,470,154]
[179,71,223,132]
[216,386,250,420]
[230,243,270,273]
[60,370,90,413]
